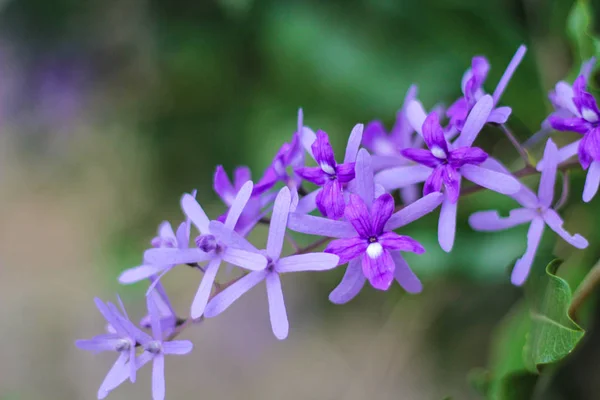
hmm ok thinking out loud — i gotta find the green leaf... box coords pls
[475,259,585,400]
[566,0,599,80]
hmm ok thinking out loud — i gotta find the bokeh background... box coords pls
[2,0,600,399]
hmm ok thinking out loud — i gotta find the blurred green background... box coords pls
[1,0,600,399]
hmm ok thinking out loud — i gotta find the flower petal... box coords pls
[548,116,589,133]
[276,253,340,273]
[583,160,600,202]
[266,272,289,340]
[379,232,425,254]
[300,127,317,160]
[460,164,521,195]
[317,180,346,220]
[390,251,422,293]
[456,95,494,147]
[295,166,327,186]
[448,146,488,167]
[344,194,372,237]
[401,148,440,168]
[344,123,364,163]
[287,212,355,238]
[538,139,559,207]
[152,354,165,400]
[162,340,193,355]
[385,192,444,230]
[158,221,176,244]
[361,250,395,291]
[267,187,291,260]
[511,218,544,286]
[143,248,212,266]
[181,194,210,234]
[536,139,581,171]
[374,164,431,191]
[222,248,267,271]
[487,106,512,124]
[441,165,461,202]
[208,220,258,252]
[336,162,356,183]
[542,209,588,249]
[97,353,130,400]
[422,112,448,153]
[405,100,428,136]
[354,148,375,204]
[371,193,395,235]
[438,195,458,252]
[190,259,221,319]
[325,236,368,264]
[312,130,337,169]
[423,166,444,197]
[328,259,366,304]
[204,270,268,318]
[492,45,527,104]
[225,180,253,230]
[469,208,535,231]
[213,165,235,204]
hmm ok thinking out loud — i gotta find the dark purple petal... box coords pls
[442,165,461,203]
[253,166,279,195]
[379,232,425,254]
[295,166,327,186]
[548,116,589,134]
[579,128,600,169]
[362,120,386,151]
[325,236,368,264]
[574,93,600,123]
[336,162,356,183]
[312,130,337,169]
[233,166,252,189]
[422,112,448,153]
[361,250,395,291]
[572,75,587,99]
[213,166,235,203]
[316,179,346,220]
[448,146,488,167]
[400,148,440,168]
[446,97,469,130]
[423,166,444,196]
[344,193,372,237]
[371,193,394,235]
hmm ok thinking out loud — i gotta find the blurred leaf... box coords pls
[475,259,585,399]
[567,0,600,79]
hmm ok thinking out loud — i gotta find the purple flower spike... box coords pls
[447,45,526,131]
[469,139,588,286]
[289,149,443,302]
[204,187,340,339]
[295,125,363,219]
[76,297,149,399]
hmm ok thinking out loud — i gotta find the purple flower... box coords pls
[288,149,443,302]
[130,296,194,400]
[144,181,268,319]
[543,65,600,202]
[213,165,263,235]
[446,45,527,131]
[376,96,521,252]
[204,187,340,339]
[139,279,178,338]
[254,109,306,195]
[295,124,363,219]
[469,139,588,286]
[76,297,146,399]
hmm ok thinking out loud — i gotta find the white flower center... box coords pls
[147,340,162,354]
[582,107,598,123]
[431,145,447,159]
[320,162,336,175]
[366,242,383,259]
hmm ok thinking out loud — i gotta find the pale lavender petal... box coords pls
[204,270,268,318]
[94,298,124,334]
[266,272,289,340]
[543,209,588,249]
[438,195,458,252]
[538,139,559,207]
[487,106,512,124]
[143,248,212,266]
[553,81,579,115]
[469,208,535,231]
[181,194,210,234]
[344,123,364,163]
[361,250,395,290]
[481,157,538,207]
[329,259,366,304]
[158,221,176,243]
[190,258,221,319]
[97,353,129,399]
[406,100,427,136]
[390,251,422,293]
[371,193,394,234]
[371,155,405,170]
[222,248,267,271]
[581,57,596,80]
[385,192,444,230]
[301,127,317,160]
[225,180,253,230]
[287,213,355,238]
[276,253,339,273]
[267,187,291,260]
[175,221,189,250]
[147,295,162,340]
[354,148,375,204]
[583,160,600,202]
[213,165,235,203]
[512,217,544,286]
[460,164,520,194]
[234,166,252,189]
[536,139,581,171]
[162,340,194,355]
[208,220,258,252]
[456,95,494,147]
[325,236,368,264]
[119,264,164,284]
[374,184,387,198]
[344,194,372,237]
[379,232,425,254]
[295,189,319,214]
[75,335,120,353]
[492,45,527,104]
[374,164,431,191]
[152,354,165,400]
[400,185,420,205]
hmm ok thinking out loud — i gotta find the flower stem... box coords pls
[569,259,600,322]
[499,124,531,167]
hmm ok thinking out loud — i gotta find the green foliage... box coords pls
[474,260,585,400]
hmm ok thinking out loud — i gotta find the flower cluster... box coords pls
[78,44,594,399]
